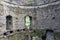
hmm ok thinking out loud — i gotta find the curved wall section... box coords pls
[5,0,59,5]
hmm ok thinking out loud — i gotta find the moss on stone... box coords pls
[54,32,60,40]
[10,36,16,40]
[15,33,22,38]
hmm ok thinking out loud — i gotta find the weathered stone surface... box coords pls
[0,0,60,40]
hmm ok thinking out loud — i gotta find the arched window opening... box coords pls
[6,15,13,30]
[25,16,32,29]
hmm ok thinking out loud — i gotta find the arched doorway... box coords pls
[46,30,54,40]
[6,15,13,30]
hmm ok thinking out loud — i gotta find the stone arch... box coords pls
[6,15,13,30]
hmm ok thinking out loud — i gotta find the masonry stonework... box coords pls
[0,0,60,40]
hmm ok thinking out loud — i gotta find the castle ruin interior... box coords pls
[0,0,60,40]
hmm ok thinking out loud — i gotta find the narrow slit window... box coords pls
[25,16,32,29]
[6,15,12,30]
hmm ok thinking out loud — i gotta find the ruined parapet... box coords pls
[4,0,59,6]
[16,0,59,5]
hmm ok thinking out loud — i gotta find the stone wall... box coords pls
[0,0,60,40]
[36,5,60,31]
